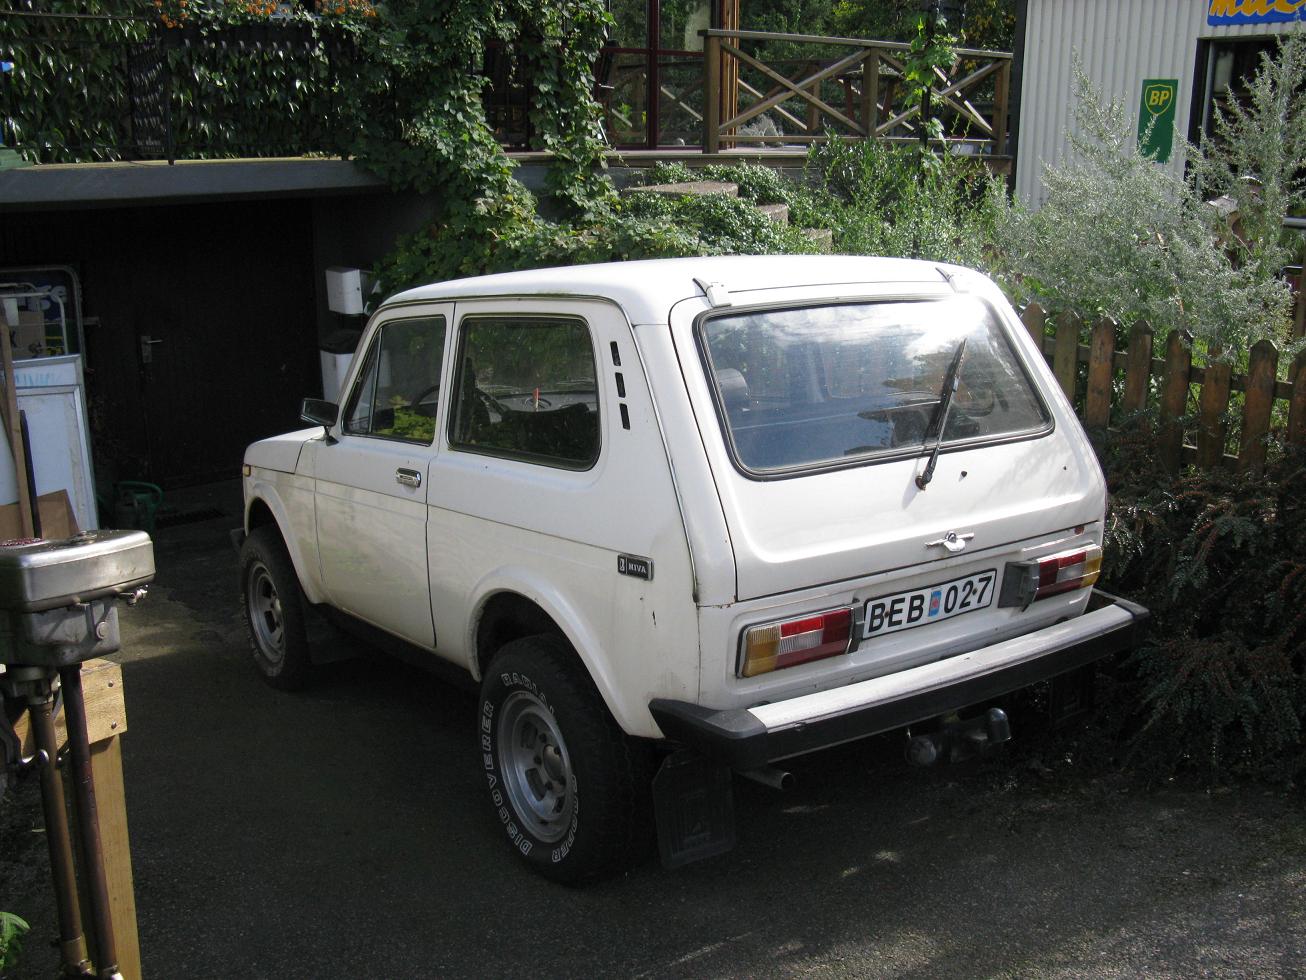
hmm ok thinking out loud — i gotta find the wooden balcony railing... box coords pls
[701,29,1012,156]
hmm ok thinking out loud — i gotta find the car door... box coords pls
[314,306,451,648]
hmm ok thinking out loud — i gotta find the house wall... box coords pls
[1015,0,1304,207]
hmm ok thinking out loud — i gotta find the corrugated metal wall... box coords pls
[1015,1,1304,207]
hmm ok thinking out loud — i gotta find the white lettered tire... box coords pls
[479,635,652,883]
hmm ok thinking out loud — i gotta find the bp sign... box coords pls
[1137,79,1177,163]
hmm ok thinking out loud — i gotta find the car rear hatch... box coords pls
[672,282,1107,606]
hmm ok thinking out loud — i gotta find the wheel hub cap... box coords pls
[497,690,575,844]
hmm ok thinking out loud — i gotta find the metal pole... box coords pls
[59,666,122,980]
[27,686,92,977]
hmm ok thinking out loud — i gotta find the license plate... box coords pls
[863,569,998,639]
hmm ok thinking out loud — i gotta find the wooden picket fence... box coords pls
[1020,301,1306,475]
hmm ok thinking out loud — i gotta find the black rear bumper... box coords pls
[649,590,1148,772]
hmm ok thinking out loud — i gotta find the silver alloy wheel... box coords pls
[246,561,286,665]
[497,690,576,843]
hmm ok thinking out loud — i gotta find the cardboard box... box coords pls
[10,311,46,359]
[0,488,79,541]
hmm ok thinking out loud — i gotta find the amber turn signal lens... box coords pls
[739,607,854,678]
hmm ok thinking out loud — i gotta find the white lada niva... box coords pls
[238,256,1148,882]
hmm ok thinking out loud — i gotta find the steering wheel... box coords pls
[408,383,440,409]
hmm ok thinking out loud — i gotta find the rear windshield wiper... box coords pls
[915,337,967,491]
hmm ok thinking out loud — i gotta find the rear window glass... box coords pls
[699,298,1049,474]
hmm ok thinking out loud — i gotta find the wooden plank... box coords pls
[862,49,878,137]
[1052,312,1080,401]
[13,660,139,980]
[1020,302,1045,350]
[1157,331,1191,472]
[704,33,721,154]
[90,737,141,980]
[1238,339,1279,475]
[1121,321,1154,414]
[1293,267,1305,340]
[992,61,1010,155]
[15,659,128,754]
[1196,345,1232,470]
[1288,352,1306,446]
[0,317,35,538]
[1084,317,1115,432]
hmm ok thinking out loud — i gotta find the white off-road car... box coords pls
[238,256,1147,882]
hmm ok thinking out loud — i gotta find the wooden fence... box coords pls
[1020,301,1306,475]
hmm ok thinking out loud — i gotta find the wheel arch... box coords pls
[243,485,325,605]
[469,576,644,737]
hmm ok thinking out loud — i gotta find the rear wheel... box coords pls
[240,526,312,690]
[479,635,653,883]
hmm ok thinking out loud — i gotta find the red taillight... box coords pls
[1000,544,1103,608]
[739,607,853,678]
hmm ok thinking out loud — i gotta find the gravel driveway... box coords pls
[3,490,1304,979]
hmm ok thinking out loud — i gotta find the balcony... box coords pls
[0,13,1012,167]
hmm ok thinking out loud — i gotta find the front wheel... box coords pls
[239,526,312,690]
[479,635,652,883]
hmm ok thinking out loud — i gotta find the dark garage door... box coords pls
[1,199,319,489]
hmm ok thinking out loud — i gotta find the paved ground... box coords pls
[3,484,1305,979]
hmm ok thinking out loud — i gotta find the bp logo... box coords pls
[1143,82,1175,117]
[1137,78,1179,163]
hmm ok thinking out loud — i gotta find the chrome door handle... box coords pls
[396,468,421,488]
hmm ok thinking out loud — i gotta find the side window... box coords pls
[450,315,600,468]
[343,315,446,444]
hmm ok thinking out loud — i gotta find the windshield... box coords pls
[698,297,1050,474]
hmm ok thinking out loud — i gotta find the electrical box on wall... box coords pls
[324,267,371,316]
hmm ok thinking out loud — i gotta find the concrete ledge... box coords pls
[0,157,389,211]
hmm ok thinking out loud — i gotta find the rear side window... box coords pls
[450,316,600,468]
[343,315,446,445]
[699,297,1049,474]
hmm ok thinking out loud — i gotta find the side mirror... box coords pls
[301,398,339,443]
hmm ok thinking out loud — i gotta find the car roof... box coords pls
[384,255,953,325]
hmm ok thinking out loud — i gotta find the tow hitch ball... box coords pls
[906,708,1011,767]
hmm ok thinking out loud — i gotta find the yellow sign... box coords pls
[1143,83,1174,115]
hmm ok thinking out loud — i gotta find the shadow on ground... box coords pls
[4,484,1304,978]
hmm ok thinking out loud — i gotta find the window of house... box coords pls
[343,316,446,445]
[450,315,600,468]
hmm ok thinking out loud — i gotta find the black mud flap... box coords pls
[1048,664,1097,727]
[652,750,736,869]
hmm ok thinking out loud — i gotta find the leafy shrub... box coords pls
[1098,424,1306,784]
[991,63,1296,350]
[0,912,29,975]
[806,138,1006,268]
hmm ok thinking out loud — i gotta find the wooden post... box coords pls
[1196,344,1232,470]
[992,60,1010,156]
[1121,321,1154,415]
[0,316,35,537]
[806,73,821,135]
[1293,267,1305,340]
[1238,339,1278,475]
[15,660,141,980]
[704,32,721,154]
[1083,317,1115,433]
[719,0,739,149]
[1157,331,1191,473]
[1052,312,1079,402]
[1288,351,1306,447]
[862,48,879,138]
[1020,301,1045,351]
